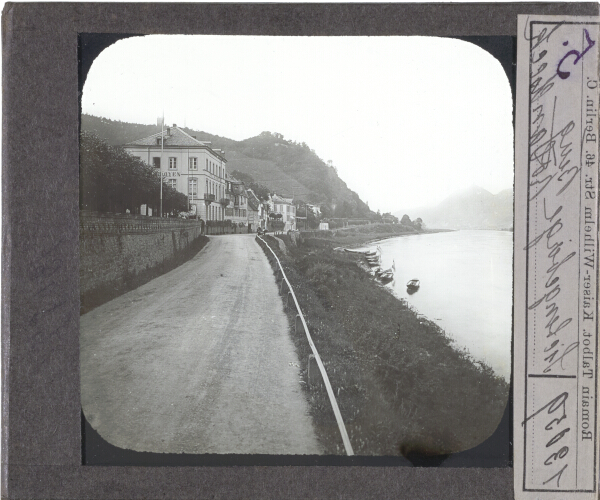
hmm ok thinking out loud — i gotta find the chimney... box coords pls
[173,123,177,127]
[166,127,171,136]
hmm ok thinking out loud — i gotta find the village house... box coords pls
[306,204,321,217]
[246,189,263,232]
[225,177,248,228]
[271,194,296,231]
[123,125,227,221]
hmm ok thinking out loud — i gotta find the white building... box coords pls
[225,178,248,227]
[123,125,228,221]
[271,194,296,231]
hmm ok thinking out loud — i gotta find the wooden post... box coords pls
[280,278,287,295]
[287,291,293,310]
[295,315,303,335]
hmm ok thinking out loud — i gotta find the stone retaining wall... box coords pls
[80,212,207,312]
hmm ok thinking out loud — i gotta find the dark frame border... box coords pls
[3,3,598,499]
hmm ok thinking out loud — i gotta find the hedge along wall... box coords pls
[80,211,207,313]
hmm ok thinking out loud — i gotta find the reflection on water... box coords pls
[365,230,512,380]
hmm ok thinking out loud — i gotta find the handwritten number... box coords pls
[546,427,570,447]
[544,446,569,466]
[522,392,568,425]
[543,464,568,488]
[557,29,596,80]
[545,413,567,431]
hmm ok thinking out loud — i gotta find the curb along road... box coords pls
[257,235,354,456]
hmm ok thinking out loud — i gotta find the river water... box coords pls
[363,230,512,380]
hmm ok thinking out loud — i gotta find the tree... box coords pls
[334,200,354,218]
[414,217,424,230]
[230,170,254,185]
[80,131,187,214]
[382,212,399,224]
[296,204,319,229]
[401,214,412,226]
[320,203,333,218]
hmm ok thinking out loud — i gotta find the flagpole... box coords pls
[160,112,164,218]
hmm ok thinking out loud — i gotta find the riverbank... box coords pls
[301,223,453,248]
[257,233,509,457]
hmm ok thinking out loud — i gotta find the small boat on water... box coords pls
[379,271,394,282]
[407,279,420,290]
[375,259,395,282]
[345,248,377,257]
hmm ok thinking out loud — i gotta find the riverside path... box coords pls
[80,233,321,455]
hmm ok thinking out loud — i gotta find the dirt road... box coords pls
[80,233,321,455]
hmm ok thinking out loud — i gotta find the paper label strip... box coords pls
[515,15,600,500]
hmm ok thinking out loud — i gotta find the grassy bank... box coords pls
[257,233,508,457]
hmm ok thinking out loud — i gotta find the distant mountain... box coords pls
[395,186,513,230]
[81,114,371,216]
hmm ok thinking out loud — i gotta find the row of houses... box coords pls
[123,125,298,232]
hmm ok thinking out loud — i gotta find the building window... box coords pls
[152,157,161,169]
[169,157,177,169]
[206,158,208,170]
[167,179,177,190]
[189,178,198,199]
[189,157,197,170]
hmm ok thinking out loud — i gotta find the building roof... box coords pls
[228,177,246,195]
[247,198,260,212]
[246,189,261,204]
[124,126,226,161]
[271,194,293,204]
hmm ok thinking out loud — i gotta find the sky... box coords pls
[82,35,513,213]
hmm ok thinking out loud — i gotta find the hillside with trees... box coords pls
[81,114,373,219]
